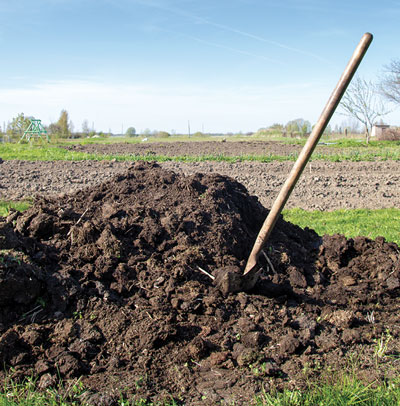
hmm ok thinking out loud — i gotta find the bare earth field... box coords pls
[1,159,399,211]
[64,140,307,156]
[63,139,366,157]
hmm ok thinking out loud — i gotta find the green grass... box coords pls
[0,375,178,406]
[256,376,400,405]
[2,141,400,163]
[283,208,400,245]
[1,375,400,405]
[0,200,32,217]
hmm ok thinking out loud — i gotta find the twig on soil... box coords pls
[31,308,43,323]
[19,305,43,322]
[261,250,276,273]
[67,208,89,236]
[195,265,215,281]
[211,369,223,377]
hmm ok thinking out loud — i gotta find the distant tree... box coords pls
[82,120,90,137]
[285,118,311,136]
[380,59,400,105]
[340,118,361,134]
[49,110,73,138]
[323,124,332,135]
[7,113,31,140]
[57,109,72,138]
[125,127,136,137]
[141,128,151,136]
[301,123,309,135]
[48,123,61,137]
[340,76,390,143]
[269,123,284,131]
[333,124,342,134]
[155,131,170,138]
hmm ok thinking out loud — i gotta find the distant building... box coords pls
[371,124,390,138]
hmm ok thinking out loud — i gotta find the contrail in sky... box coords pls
[129,0,328,63]
[170,31,286,65]
[202,20,329,63]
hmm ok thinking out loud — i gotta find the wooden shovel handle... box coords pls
[244,32,373,275]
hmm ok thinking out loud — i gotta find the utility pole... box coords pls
[121,124,124,136]
[188,120,191,137]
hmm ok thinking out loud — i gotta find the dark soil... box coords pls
[62,140,306,157]
[1,162,399,405]
[2,159,400,210]
[61,140,355,158]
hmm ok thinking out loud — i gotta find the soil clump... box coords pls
[0,162,399,405]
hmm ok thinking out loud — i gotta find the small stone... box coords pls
[237,317,257,333]
[38,373,56,389]
[340,275,356,287]
[170,298,180,309]
[289,267,307,288]
[242,331,265,347]
[208,351,228,366]
[35,359,51,374]
[327,310,355,328]
[236,348,258,367]
[187,337,208,360]
[262,362,279,376]
[213,266,243,295]
[342,328,362,344]
[295,315,317,339]
[279,335,300,355]
[387,276,400,290]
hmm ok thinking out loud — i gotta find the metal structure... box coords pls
[21,118,49,142]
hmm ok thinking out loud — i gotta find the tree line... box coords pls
[1,110,110,141]
[1,59,399,142]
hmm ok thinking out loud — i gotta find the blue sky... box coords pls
[0,0,399,133]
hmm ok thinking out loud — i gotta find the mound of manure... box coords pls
[1,162,399,405]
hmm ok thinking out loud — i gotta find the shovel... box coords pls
[214,32,373,294]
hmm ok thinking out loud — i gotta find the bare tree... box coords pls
[340,76,390,143]
[380,59,400,104]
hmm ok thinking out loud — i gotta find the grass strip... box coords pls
[1,375,400,405]
[256,376,400,405]
[2,144,400,162]
[283,207,400,245]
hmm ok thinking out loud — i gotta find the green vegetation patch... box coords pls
[2,142,400,163]
[0,200,32,217]
[283,207,400,245]
[256,376,400,405]
[1,375,400,405]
